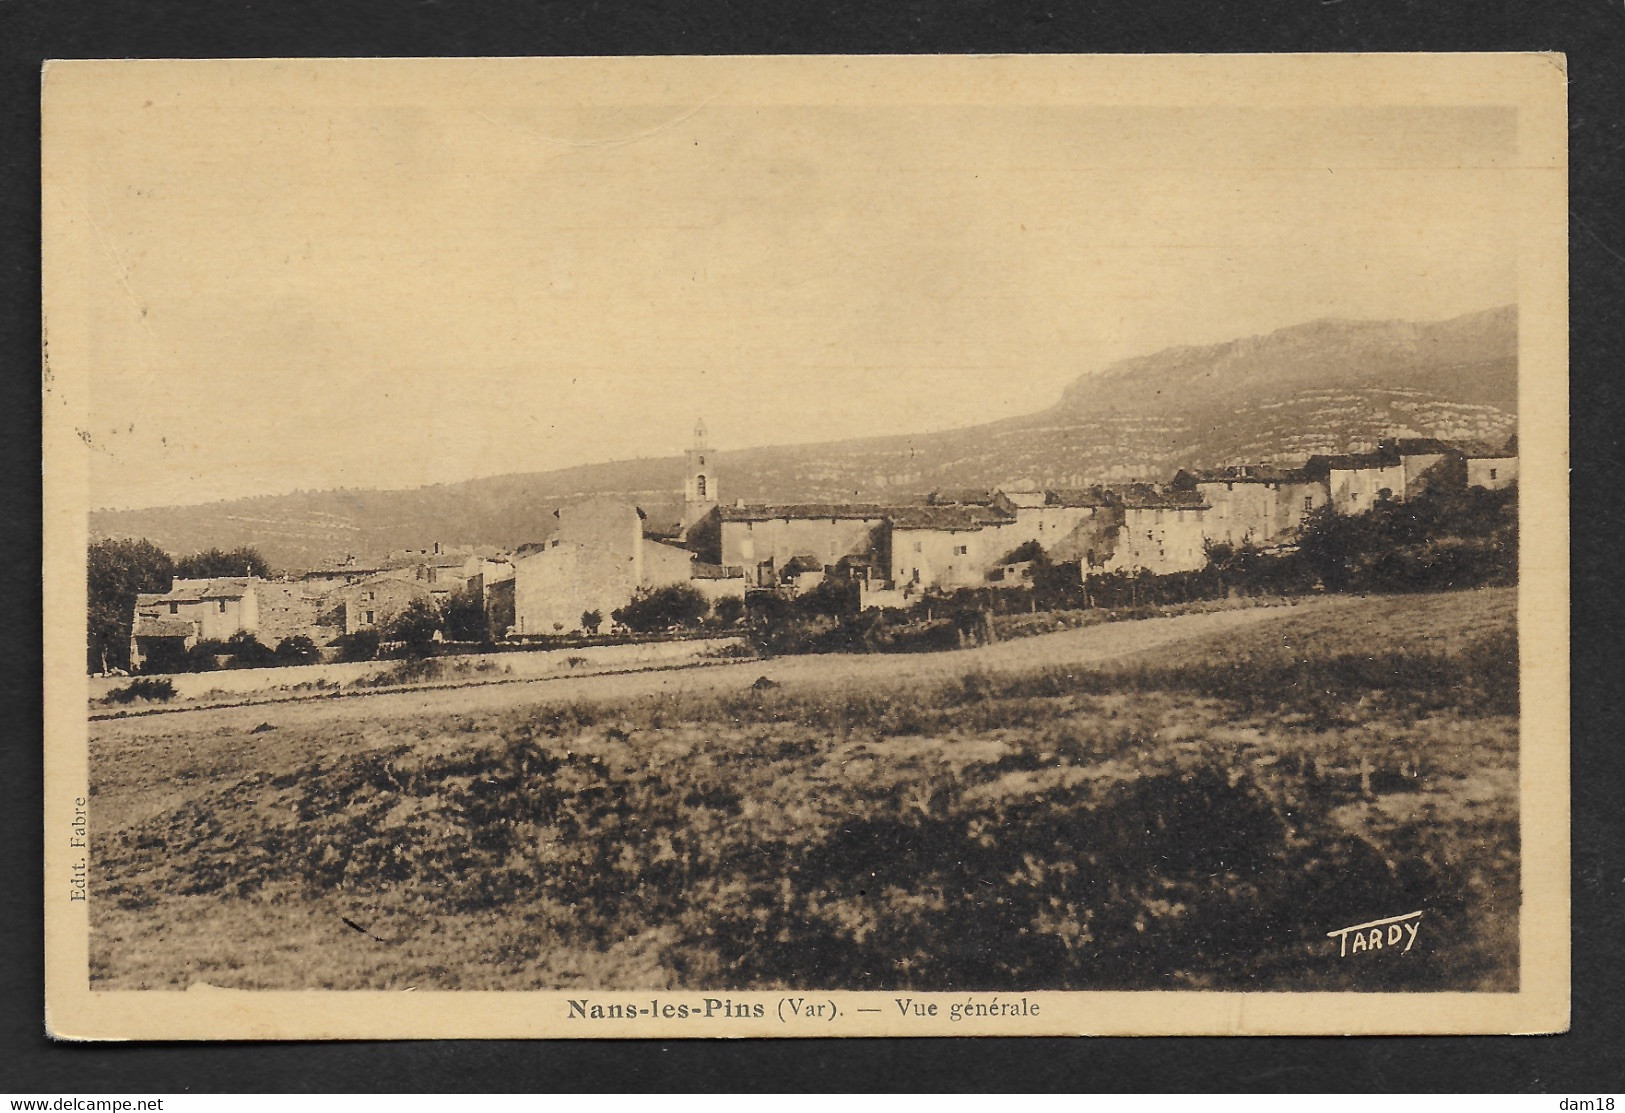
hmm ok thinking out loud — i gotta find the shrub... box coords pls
[106,677,176,704]
[793,575,859,619]
[387,599,443,657]
[224,631,276,668]
[441,589,491,643]
[999,539,1047,565]
[613,584,710,632]
[335,628,382,663]
[181,639,230,672]
[581,609,603,635]
[273,635,323,666]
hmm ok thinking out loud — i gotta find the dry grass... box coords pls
[90,587,1518,992]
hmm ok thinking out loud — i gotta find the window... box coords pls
[219,600,226,613]
[698,455,705,466]
[1304,496,1313,512]
[696,475,707,498]
[953,545,968,556]
[913,541,923,553]
[1489,468,1498,480]
[364,610,375,625]
[364,590,375,602]
[168,601,178,614]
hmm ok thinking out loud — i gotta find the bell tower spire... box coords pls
[683,417,718,530]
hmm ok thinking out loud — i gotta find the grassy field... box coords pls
[90,588,1518,992]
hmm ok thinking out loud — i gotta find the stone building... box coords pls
[1465,436,1519,490]
[512,499,645,635]
[704,503,894,588]
[130,577,260,669]
[887,504,1016,592]
[335,573,434,636]
[682,419,719,534]
[1306,451,1409,516]
[1190,466,1329,548]
[1104,489,1212,576]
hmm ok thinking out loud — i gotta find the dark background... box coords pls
[3,0,1621,1093]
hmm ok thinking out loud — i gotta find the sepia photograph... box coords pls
[41,53,1569,1039]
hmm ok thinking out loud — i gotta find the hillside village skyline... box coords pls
[119,410,1519,672]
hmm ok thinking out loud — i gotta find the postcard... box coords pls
[43,53,1568,1038]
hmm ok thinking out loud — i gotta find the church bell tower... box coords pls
[683,418,718,530]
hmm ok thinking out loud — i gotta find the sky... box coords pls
[47,59,1523,511]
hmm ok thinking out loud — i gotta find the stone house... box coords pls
[688,562,750,605]
[1382,438,1468,497]
[1464,437,1519,490]
[465,558,517,636]
[1007,488,1119,565]
[706,503,894,588]
[1103,490,1212,576]
[336,573,434,636]
[887,504,1015,592]
[1190,466,1330,548]
[1306,451,1409,516]
[511,498,694,635]
[130,577,259,668]
[254,581,327,647]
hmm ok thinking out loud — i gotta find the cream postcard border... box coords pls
[42,52,1569,1039]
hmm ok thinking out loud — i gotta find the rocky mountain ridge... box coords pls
[91,305,1517,571]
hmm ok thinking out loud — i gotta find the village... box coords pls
[124,420,1519,672]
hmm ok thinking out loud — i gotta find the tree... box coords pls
[998,540,1047,566]
[581,609,603,635]
[224,631,276,668]
[386,598,443,657]
[712,596,745,627]
[441,587,491,642]
[613,584,710,633]
[794,574,859,618]
[273,635,323,665]
[174,546,273,580]
[335,628,381,663]
[88,538,174,672]
[183,639,230,672]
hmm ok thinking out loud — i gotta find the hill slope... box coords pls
[91,306,1516,571]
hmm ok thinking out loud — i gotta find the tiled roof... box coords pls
[1303,451,1401,474]
[925,488,997,506]
[133,617,195,639]
[719,503,897,523]
[782,554,826,575]
[1043,487,1116,507]
[1457,439,1516,458]
[1189,466,1305,484]
[149,577,255,602]
[1118,490,1210,511]
[302,565,386,580]
[1387,437,1462,456]
[690,562,743,580]
[888,505,1013,530]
